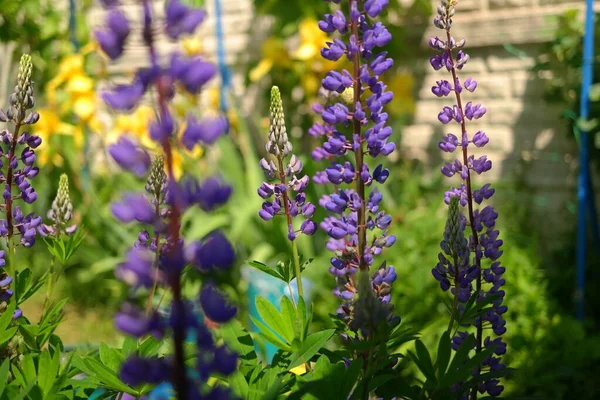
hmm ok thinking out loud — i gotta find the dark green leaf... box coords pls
[249,316,290,351]
[288,329,335,370]
[0,301,16,333]
[218,320,257,363]
[247,260,285,281]
[99,343,125,373]
[0,359,9,396]
[255,296,293,343]
[436,331,452,378]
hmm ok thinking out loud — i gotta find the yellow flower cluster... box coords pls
[34,43,102,166]
[249,19,340,98]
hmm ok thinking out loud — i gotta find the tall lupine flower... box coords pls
[99,1,236,398]
[312,1,398,336]
[430,1,507,397]
[39,174,78,237]
[0,54,42,320]
[258,86,317,296]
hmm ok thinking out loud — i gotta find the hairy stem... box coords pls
[276,156,304,298]
[350,0,367,272]
[5,121,22,297]
[444,29,483,400]
[446,253,460,333]
[43,258,56,316]
[143,0,186,397]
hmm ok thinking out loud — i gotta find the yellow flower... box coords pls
[182,37,203,56]
[33,108,76,166]
[293,19,329,61]
[249,38,291,82]
[106,106,204,179]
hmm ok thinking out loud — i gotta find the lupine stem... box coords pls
[276,156,304,297]
[43,258,56,315]
[350,0,367,272]
[5,121,22,298]
[142,0,186,397]
[444,28,483,400]
[446,252,460,333]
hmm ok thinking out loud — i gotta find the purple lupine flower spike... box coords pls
[0,54,43,320]
[313,0,398,338]
[257,86,317,241]
[98,0,237,397]
[430,0,507,397]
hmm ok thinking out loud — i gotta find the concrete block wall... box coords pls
[400,0,600,243]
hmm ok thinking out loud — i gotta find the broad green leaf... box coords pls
[0,301,16,332]
[255,296,293,343]
[415,340,436,383]
[0,359,10,396]
[219,320,257,363]
[436,331,452,379]
[139,337,163,358]
[249,316,290,351]
[72,355,134,394]
[0,327,17,346]
[228,370,249,399]
[38,350,59,397]
[99,343,125,373]
[15,269,32,304]
[20,354,37,385]
[280,296,298,340]
[288,329,335,370]
[297,296,308,341]
[11,377,37,400]
[121,337,138,356]
[247,260,285,281]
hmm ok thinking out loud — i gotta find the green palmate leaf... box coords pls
[219,320,257,363]
[72,355,134,394]
[249,315,290,351]
[11,377,37,400]
[275,260,293,283]
[18,324,38,350]
[19,272,48,305]
[297,296,309,341]
[415,340,436,383]
[38,350,60,397]
[228,370,249,399]
[40,298,68,327]
[288,329,335,370]
[15,268,32,303]
[0,300,16,333]
[99,343,125,373]
[0,359,10,396]
[138,337,164,358]
[0,327,17,346]
[280,296,298,341]
[255,296,294,343]
[121,337,138,357]
[247,365,285,400]
[436,332,452,379]
[247,260,285,281]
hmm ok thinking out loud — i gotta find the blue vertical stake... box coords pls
[576,0,596,321]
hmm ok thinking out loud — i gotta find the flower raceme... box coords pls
[258,86,317,241]
[430,1,507,397]
[97,0,237,397]
[312,0,398,336]
[0,54,43,321]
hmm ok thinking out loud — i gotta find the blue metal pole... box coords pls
[576,0,595,321]
[214,0,231,113]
